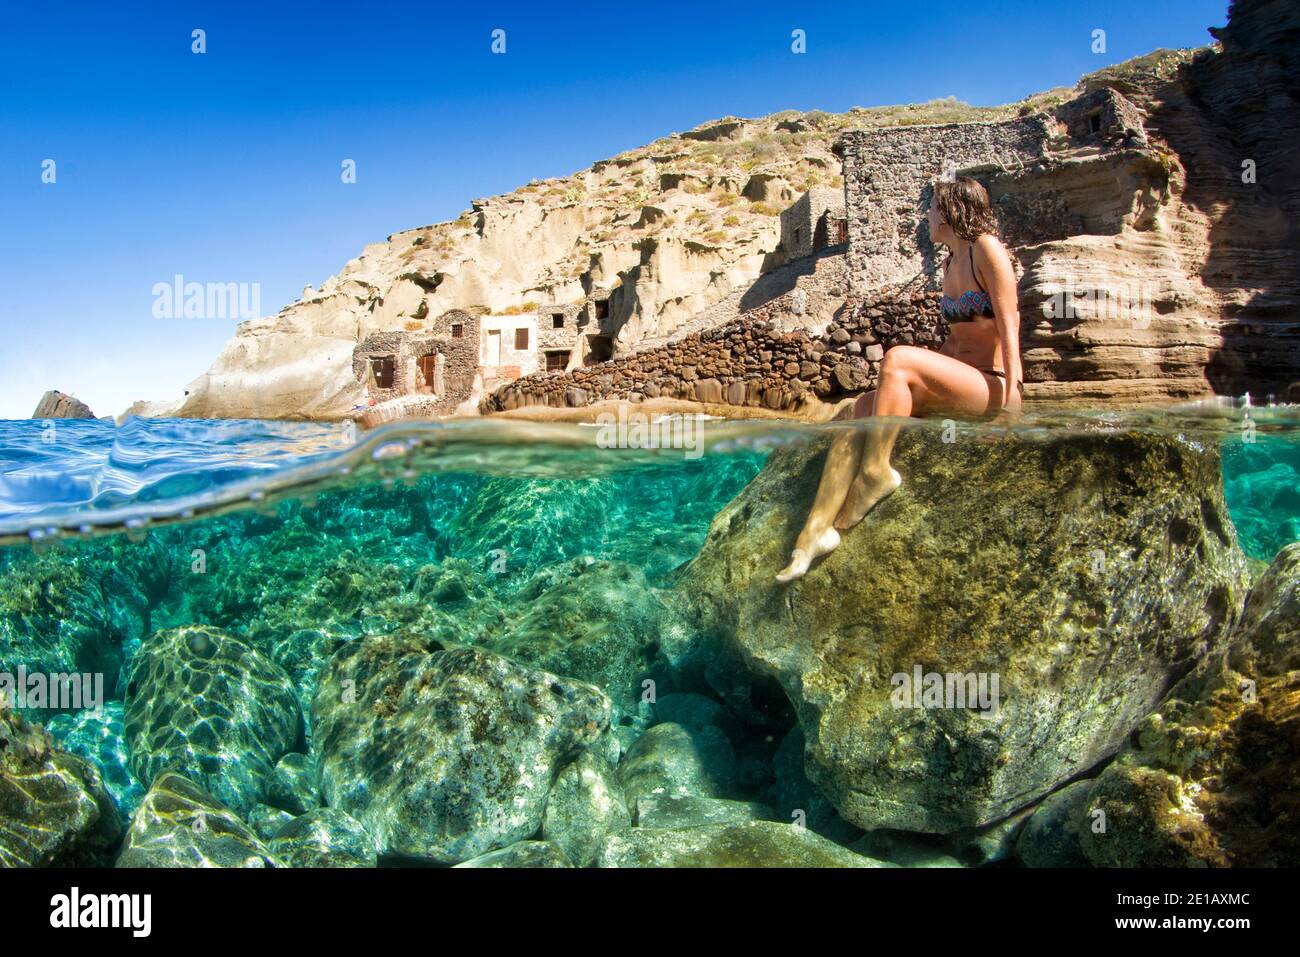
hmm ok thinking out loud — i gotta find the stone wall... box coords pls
[779,187,846,261]
[536,303,584,369]
[352,309,479,416]
[480,286,944,413]
[838,116,1052,291]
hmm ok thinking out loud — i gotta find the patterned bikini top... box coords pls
[939,246,995,322]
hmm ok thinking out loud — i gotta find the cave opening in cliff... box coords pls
[583,334,613,365]
[595,299,610,322]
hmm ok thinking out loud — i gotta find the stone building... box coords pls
[531,292,619,372]
[834,87,1150,292]
[779,187,848,261]
[479,313,539,382]
[352,309,480,416]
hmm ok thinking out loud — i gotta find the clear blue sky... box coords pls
[0,0,1229,419]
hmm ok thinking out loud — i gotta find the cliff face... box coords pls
[154,113,858,420]
[1018,0,1300,404]
[155,0,1296,420]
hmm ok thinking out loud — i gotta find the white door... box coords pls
[486,329,501,367]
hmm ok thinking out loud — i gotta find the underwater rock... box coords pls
[598,820,889,868]
[483,560,694,725]
[682,428,1251,832]
[849,830,965,868]
[268,808,377,868]
[0,553,140,722]
[950,805,1035,866]
[1014,780,1094,868]
[453,840,573,868]
[635,794,776,829]
[767,725,861,842]
[451,476,616,573]
[617,722,737,806]
[314,639,611,864]
[1223,442,1300,562]
[267,752,320,815]
[542,750,630,867]
[44,701,145,820]
[116,772,278,868]
[263,627,354,739]
[249,804,296,843]
[1228,540,1300,676]
[1079,543,1300,867]
[123,625,303,816]
[0,707,122,866]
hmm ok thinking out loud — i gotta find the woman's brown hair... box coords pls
[933,176,998,242]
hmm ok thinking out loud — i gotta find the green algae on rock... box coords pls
[542,749,630,867]
[598,819,889,868]
[634,794,777,829]
[482,559,698,728]
[313,640,611,864]
[123,625,304,816]
[115,772,277,868]
[682,427,1252,833]
[0,551,141,721]
[453,840,574,868]
[616,721,738,806]
[1077,542,1300,867]
[0,706,122,867]
[268,807,377,868]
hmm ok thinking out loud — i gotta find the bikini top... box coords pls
[939,246,995,321]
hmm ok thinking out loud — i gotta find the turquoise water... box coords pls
[1,403,1297,866]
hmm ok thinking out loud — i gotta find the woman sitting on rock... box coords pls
[777,175,1024,582]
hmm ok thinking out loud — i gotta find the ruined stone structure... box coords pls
[480,285,944,413]
[352,309,479,417]
[356,294,635,420]
[779,187,847,261]
[836,8,1300,405]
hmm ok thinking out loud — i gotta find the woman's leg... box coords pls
[835,345,998,529]
[775,391,875,583]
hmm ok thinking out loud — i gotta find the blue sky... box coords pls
[0,0,1229,419]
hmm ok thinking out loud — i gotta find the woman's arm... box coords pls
[975,235,1023,408]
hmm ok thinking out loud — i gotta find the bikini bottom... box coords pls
[980,368,1024,397]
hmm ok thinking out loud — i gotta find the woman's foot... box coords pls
[776,527,841,583]
[834,466,901,531]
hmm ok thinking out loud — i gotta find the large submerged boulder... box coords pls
[1078,542,1300,867]
[0,707,122,866]
[123,625,304,816]
[681,426,1251,832]
[313,639,611,864]
[116,772,278,868]
[597,820,888,868]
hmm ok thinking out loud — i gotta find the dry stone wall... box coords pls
[480,287,945,413]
